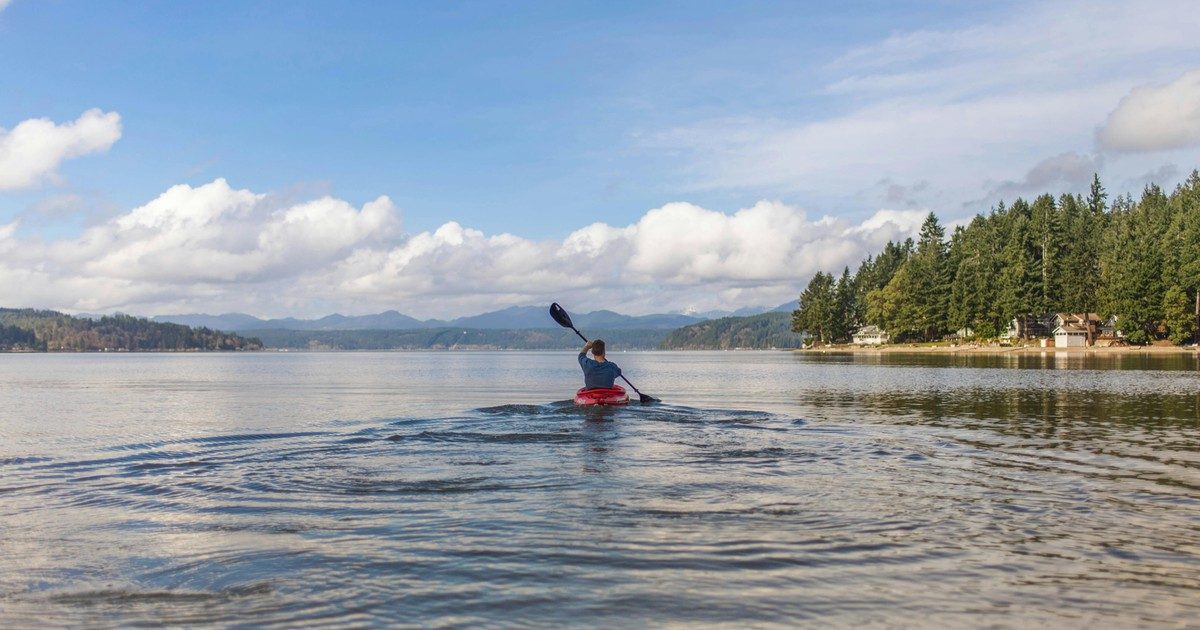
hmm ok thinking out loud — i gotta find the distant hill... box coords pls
[571,309,701,330]
[682,300,799,319]
[659,311,806,349]
[154,305,703,332]
[771,299,800,313]
[440,306,560,329]
[152,310,426,331]
[681,304,776,319]
[1,308,262,352]
[150,312,272,330]
[249,327,670,350]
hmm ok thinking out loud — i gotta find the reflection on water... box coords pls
[1,351,1198,627]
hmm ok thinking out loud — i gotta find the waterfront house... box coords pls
[1052,313,1119,345]
[852,325,889,345]
[1053,323,1089,347]
[1001,314,1054,341]
[1054,313,1099,329]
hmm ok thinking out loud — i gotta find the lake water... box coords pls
[2,351,1199,627]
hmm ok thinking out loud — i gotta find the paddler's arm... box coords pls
[579,341,593,367]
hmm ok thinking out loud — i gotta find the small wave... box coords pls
[44,582,272,606]
[387,430,584,444]
[0,455,54,466]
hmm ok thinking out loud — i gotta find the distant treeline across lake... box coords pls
[0,309,261,352]
[0,308,803,352]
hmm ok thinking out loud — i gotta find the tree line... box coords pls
[250,327,672,350]
[0,309,263,351]
[793,171,1200,345]
[659,312,805,349]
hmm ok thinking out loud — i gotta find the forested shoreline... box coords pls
[248,327,670,350]
[792,172,1200,345]
[0,309,262,352]
[659,312,804,349]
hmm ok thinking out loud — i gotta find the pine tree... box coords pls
[867,263,919,339]
[1029,193,1061,313]
[850,256,874,326]
[1101,186,1170,343]
[1087,172,1108,216]
[833,266,856,342]
[996,199,1041,335]
[906,212,949,340]
[1163,286,1196,345]
[948,213,1004,337]
[1057,193,1090,313]
[792,272,837,344]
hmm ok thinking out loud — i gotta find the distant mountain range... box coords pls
[38,300,807,350]
[148,302,798,332]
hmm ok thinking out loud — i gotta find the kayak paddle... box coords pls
[550,302,659,404]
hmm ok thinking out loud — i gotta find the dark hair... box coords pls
[592,339,606,356]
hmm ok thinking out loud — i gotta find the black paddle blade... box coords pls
[638,393,659,404]
[549,303,574,329]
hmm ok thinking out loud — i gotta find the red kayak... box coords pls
[574,385,630,406]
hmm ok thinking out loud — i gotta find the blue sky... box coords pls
[0,1,998,236]
[1,1,1199,317]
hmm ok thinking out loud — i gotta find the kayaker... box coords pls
[579,339,622,389]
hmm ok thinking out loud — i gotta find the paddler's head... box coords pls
[591,339,606,359]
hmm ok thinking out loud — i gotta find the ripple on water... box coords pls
[3,399,1200,627]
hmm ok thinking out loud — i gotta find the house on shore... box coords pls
[1002,314,1054,341]
[1004,312,1119,346]
[852,325,889,345]
[1053,323,1089,347]
[1051,313,1120,347]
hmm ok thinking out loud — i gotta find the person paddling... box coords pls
[579,339,622,389]
[551,302,657,403]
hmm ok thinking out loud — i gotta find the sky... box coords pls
[1,0,1199,318]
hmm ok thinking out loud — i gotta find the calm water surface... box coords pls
[2,351,1199,627]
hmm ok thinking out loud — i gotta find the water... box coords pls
[2,351,1198,627]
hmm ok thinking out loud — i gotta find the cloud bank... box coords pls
[649,0,1200,209]
[0,179,925,318]
[0,109,122,190]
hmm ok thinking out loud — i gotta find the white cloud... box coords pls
[0,109,122,190]
[1098,69,1200,152]
[848,209,927,237]
[311,200,924,317]
[0,180,924,318]
[60,178,399,283]
[0,1,11,12]
[0,220,16,240]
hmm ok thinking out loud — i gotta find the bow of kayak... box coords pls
[574,385,630,406]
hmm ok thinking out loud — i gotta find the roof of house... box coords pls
[854,325,886,335]
[1054,324,1089,334]
[1056,312,1101,323]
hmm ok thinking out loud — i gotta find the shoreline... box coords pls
[798,344,1199,355]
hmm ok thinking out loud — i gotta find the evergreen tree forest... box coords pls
[0,309,263,352]
[660,312,806,350]
[792,172,1200,345]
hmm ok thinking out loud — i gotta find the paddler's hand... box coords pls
[582,341,594,353]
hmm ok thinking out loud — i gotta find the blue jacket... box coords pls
[579,352,622,389]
